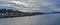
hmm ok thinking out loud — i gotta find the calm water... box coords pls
[0,13,60,25]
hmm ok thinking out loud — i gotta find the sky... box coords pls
[0,0,60,13]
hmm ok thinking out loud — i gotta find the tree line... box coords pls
[0,9,15,13]
[0,9,24,13]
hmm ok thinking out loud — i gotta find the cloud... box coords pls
[8,0,55,12]
[0,0,60,12]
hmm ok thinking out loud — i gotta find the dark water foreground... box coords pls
[0,13,60,25]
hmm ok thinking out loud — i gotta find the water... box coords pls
[0,13,60,25]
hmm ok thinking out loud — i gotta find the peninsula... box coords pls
[0,9,46,18]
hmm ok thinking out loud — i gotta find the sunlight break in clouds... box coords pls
[9,1,36,7]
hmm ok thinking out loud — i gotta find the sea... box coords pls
[0,13,60,25]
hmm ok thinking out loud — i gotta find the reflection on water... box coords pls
[0,13,60,25]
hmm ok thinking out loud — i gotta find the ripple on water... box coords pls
[0,13,60,25]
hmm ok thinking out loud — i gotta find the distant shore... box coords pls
[0,9,60,18]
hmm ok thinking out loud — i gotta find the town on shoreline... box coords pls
[0,9,46,18]
[0,9,60,18]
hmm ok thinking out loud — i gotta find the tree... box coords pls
[6,9,13,13]
[0,9,6,13]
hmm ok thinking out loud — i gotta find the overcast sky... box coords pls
[0,0,60,12]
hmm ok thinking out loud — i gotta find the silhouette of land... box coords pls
[0,9,47,18]
[0,9,60,18]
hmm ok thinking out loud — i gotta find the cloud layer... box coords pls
[0,0,60,13]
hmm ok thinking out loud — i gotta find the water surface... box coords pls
[0,13,60,25]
